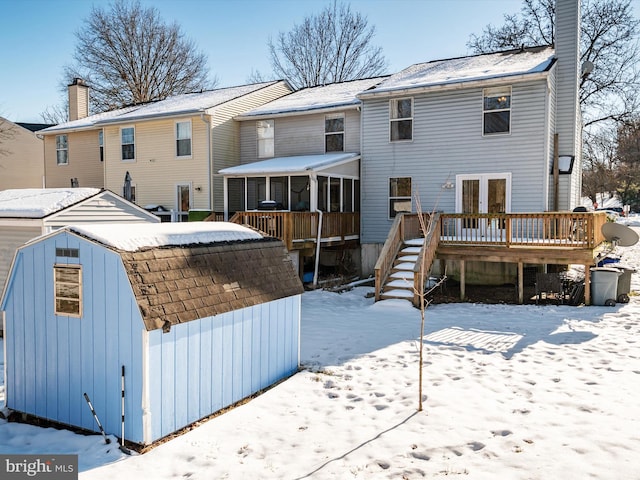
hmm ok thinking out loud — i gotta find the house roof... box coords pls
[235,77,387,119]
[15,122,55,132]
[67,222,303,331]
[219,152,360,176]
[359,46,555,98]
[0,188,101,218]
[40,81,288,134]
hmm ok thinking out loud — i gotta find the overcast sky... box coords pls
[1,0,638,123]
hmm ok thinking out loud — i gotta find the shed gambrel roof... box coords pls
[67,222,303,332]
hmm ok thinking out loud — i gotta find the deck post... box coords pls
[459,260,465,300]
[517,262,524,304]
[584,265,591,305]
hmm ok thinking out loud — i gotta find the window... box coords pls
[54,264,82,317]
[483,86,511,135]
[56,135,68,165]
[257,120,274,158]
[325,114,344,152]
[390,98,413,141]
[98,130,104,162]
[121,127,135,161]
[389,177,412,218]
[176,120,192,157]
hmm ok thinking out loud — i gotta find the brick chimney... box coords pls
[68,78,89,121]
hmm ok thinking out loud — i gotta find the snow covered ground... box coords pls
[1,227,640,479]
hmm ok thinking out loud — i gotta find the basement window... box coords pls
[54,264,82,317]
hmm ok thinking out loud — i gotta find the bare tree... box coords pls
[63,0,215,113]
[40,103,68,125]
[268,1,387,89]
[468,0,640,128]
[0,117,16,157]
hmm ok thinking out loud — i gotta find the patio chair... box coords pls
[535,272,565,304]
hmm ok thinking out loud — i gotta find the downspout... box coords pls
[310,172,322,287]
[200,113,212,212]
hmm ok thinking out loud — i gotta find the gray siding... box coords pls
[361,80,550,244]
[239,109,361,164]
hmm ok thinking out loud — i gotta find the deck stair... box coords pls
[379,238,424,301]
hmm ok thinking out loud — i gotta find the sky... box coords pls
[0,0,558,123]
[1,219,639,478]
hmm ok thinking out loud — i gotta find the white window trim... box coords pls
[121,126,136,162]
[388,176,413,219]
[54,264,82,317]
[175,119,192,158]
[324,113,345,153]
[257,119,274,159]
[98,130,104,162]
[389,97,414,142]
[56,134,68,166]
[482,86,512,136]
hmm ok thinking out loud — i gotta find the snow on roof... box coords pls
[219,152,360,176]
[69,222,264,251]
[0,188,101,218]
[41,81,282,133]
[364,47,555,95]
[237,77,387,118]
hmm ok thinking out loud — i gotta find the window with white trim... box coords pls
[325,114,344,152]
[390,98,413,141]
[176,120,192,157]
[257,120,274,158]
[483,86,511,135]
[98,130,104,162]
[389,177,412,218]
[56,135,68,165]
[121,127,135,161]
[54,264,82,317]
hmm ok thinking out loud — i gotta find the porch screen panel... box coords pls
[344,179,353,212]
[291,176,310,211]
[247,178,266,210]
[318,176,328,212]
[330,178,341,212]
[270,177,289,209]
[354,180,360,212]
[228,178,245,214]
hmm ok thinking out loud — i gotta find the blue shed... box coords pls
[0,222,303,446]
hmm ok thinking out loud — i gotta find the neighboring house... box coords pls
[0,188,159,303]
[0,222,303,445]
[39,79,293,220]
[220,77,385,278]
[0,117,52,190]
[357,0,583,277]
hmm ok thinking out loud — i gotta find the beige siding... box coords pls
[44,130,104,188]
[239,109,361,164]
[0,226,41,294]
[0,119,45,190]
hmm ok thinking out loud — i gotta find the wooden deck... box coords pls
[228,211,359,251]
[375,212,609,306]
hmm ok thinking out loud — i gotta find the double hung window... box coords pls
[121,127,135,161]
[390,98,413,141]
[483,86,511,135]
[56,135,68,165]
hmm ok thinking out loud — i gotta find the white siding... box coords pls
[361,80,550,244]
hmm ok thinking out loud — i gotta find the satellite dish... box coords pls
[602,222,639,247]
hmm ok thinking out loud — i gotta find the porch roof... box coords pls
[219,152,360,177]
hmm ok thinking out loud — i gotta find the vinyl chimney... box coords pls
[68,78,89,121]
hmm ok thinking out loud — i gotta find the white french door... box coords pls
[456,173,511,238]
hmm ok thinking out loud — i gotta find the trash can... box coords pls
[590,267,621,306]
[614,266,636,303]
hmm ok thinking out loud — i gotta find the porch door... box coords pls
[176,183,191,222]
[457,174,510,237]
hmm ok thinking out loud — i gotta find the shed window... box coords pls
[483,86,511,135]
[56,135,68,165]
[390,98,413,141]
[176,120,192,157]
[121,127,135,161]
[389,177,412,218]
[257,120,274,158]
[54,264,82,317]
[325,114,344,152]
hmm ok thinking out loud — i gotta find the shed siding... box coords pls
[360,80,550,244]
[44,130,104,189]
[239,109,361,164]
[146,295,300,442]
[1,233,145,443]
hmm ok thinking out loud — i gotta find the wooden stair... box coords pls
[379,238,424,301]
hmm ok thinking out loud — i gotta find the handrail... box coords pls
[374,214,404,302]
[412,213,441,307]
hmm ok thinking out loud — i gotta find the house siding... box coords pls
[0,226,41,296]
[0,120,44,190]
[146,296,300,442]
[1,233,145,443]
[361,80,550,244]
[44,130,104,189]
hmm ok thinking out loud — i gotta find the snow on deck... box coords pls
[69,222,263,251]
[0,188,100,218]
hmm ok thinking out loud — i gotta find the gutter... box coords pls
[235,104,360,121]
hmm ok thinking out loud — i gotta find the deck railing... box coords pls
[228,211,360,250]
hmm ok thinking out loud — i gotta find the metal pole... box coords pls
[121,365,125,448]
[83,392,110,444]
